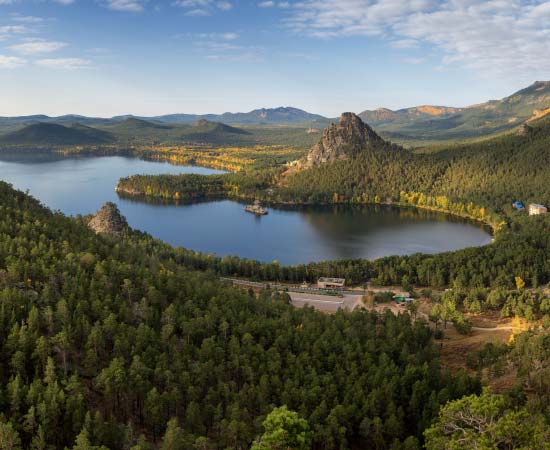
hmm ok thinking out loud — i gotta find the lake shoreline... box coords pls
[0,152,493,265]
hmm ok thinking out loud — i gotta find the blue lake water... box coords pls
[0,154,492,265]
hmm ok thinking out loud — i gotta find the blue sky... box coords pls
[0,0,549,117]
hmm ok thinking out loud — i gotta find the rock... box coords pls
[517,123,533,136]
[193,119,210,127]
[88,202,128,234]
[299,113,382,168]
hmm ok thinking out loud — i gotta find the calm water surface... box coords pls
[0,154,492,265]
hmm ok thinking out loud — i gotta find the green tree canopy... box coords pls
[424,390,550,450]
[251,406,311,450]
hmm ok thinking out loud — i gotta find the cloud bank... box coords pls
[286,0,550,78]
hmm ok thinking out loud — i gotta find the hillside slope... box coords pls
[282,113,550,222]
[360,81,550,141]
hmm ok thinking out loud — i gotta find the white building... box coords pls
[317,277,345,289]
[529,203,548,216]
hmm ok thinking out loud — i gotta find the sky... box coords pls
[0,0,549,117]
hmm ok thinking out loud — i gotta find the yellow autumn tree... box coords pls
[515,276,525,290]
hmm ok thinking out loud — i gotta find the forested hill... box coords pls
[281,113,550,225]
[0,122,115,146]
[0,180,479,449]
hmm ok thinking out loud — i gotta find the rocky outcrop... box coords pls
[299,113,383,168]
[88,202,128,234]
[193,119,210,127]
[517,123,534,136]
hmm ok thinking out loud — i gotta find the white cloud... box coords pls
[10,40,67,54]
[54,0,75,4]
[0,55,26,68]
[259,1,289,7]
[105,0,146,12]
[0,25,27,34]
[10,15,45,23]
[193,32,239,40]
[217,1,232,10]
[285,0,550,79]
[173,0,233,14]
[191,32,262,61]
[185,8,210,16]
[0,25,28,41]
[36,57,91,69]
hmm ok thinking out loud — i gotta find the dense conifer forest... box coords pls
[1,180,549,449]
[0,181,486,449]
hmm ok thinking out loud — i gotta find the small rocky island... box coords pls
[88,202,128,234]
[245,200,268,215]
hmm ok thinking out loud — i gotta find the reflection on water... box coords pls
[0,153,492,265]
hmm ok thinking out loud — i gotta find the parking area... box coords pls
[289,291,364,313]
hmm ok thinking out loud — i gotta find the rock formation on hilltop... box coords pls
[88,202,128,234]
[299,112,383,168]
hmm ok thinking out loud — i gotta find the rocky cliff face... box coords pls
[88,202,128,234]
[299,113,382,168]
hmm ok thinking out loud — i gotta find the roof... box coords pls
[318,277,345,283]
[529,203,547,208]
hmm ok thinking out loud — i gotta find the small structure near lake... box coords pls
[245,200,268,215]
[513,201,524,210]
[317,277,346,289]
[394,295,415,306]
[529,203,548,216]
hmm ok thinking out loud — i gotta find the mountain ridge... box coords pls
[2,81,550,142]
[360,80,550,141]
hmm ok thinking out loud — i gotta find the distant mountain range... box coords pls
[0,107,328,129]
[124,107,329,125]
[360,81,550,141]
[1,82,550,143]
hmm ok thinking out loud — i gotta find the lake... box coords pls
[0,154,492,265]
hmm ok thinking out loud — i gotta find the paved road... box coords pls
[289,291,364,313]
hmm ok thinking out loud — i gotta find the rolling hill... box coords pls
[0,122,115,146]
[97,118,252,145]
